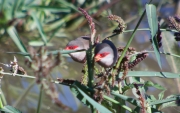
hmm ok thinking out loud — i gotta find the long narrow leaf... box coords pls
[24,5,70,13]
[115,0,152,69]
[146,4,161,69]
[31,12,47,44]
[0,105,22,113]
[111,91,140,107]
[118,71,180,78]
[13,80,36,107]
[162,31,180,92]
[7,26,27,53]
[74,85,112,113]
[12,0,22,18]
[7,49,86,56]
[55,0,79,12]
[36,84,43,113]
[149,95,180,106]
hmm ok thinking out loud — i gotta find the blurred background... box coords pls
[0,0,179,112]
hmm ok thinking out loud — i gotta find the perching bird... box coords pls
[94,40,118,68]
[65,36,90,63]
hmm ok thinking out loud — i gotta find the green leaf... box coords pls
[55,0,79,12]
[158,90,165,100]
[146,4,161,69]
[149,95,180,106]
[12,0,23,18]
[0,96,3,109]
[28,41,53,47]
[0,105,22,113]
[111,91,140,107]
[70,86,89,107]
[7,26,27,53]
[144,81,165,90]
[7,49,86,56]
[73,85,112,113]
[162,32,180,73]
[133,107,141,113]
[30,12,47,44]
[103,95,132,112]
[0,0,5,11]
[7,26,30,60]
[160,95,180,109]
[36,85,43,113]
[24,5,70,13]
[118,71,180,78]
[115,5,146,69]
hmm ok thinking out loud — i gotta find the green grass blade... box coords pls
[0,105,22,113]
[12,0,22,18]
[146,4,161,69]
[7,26,27,53]
[13,80,36,107]
[111,91,140,107]
[70,86,89,107]
[0,89,6,106]
[55,0,79,12]
[103,95,132,112]
[0,95,3,109]
[36,84,43,113]
[162,31,180,92]
[7,49,86,56]
[45,14,72,32]
[144,81,165,90]
[31,12,47,44]
[149,95,180,106]
[28,41,53,47]
[160,95,180,109]
[119,71,180,78]
[115,0,152,69]
[0,0,5,11]
[24,5,70,13]
[74,85,112,113]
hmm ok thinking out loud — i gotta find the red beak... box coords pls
[65,46,70,50]
[94,54,102,62]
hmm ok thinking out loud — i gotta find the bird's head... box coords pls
[65,38,87,63]
[94,40,117,68]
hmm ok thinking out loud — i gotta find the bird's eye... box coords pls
[65,46,78,50]
[99,52,109,57]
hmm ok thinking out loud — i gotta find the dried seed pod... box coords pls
[128,52,148,69]
[26,47,61,83]
[156,24,162,48]
[168,15,180,31]
[108,15,126,34]
[174,32,180,41]
[78,7,96,44]
[57,78,76,85]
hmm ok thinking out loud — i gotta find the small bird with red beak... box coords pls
[94,40,118,68]
[65,36,90,63]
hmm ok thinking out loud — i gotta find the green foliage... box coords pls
[146,4,161,69]
[0,105,22,113]
[0,1,180,113]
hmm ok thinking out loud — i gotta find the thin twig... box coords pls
[107,28,179,39]
[36,84,43,113]
[13,80,36,107]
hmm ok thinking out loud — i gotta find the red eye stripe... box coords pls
[65,46,78,50]
[99,52,110,58]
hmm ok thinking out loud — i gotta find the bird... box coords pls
[94,39,118,68]
[65,36,90,63]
